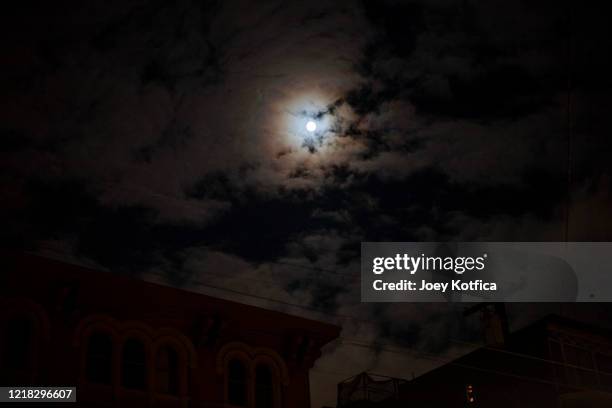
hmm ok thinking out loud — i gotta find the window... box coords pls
[86,332,113,384]
[255,364,274,408]
[156,345,179,395]
[218,344,287,408]
[122,338,147,390]
[4,316,32,372]
[228,359,247,406]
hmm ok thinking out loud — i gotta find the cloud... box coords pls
[3,1,612,407]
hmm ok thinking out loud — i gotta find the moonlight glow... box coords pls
[278,92,340,154]
[306,120,317,132]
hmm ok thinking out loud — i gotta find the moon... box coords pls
[306,120,317,132]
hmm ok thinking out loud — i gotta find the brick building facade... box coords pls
[0,252,339,407]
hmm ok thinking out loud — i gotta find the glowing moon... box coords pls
[306,120,317,132]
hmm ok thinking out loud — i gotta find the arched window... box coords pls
[122,338,146,390]
[156,345,179,395]
[86,332,112,384]
[255,364,275,408]
[3,316,32,372]
[227,359,247,406]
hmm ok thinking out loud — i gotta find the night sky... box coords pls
[2,1,612,405]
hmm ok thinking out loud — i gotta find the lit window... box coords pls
[156,345,179,395]
[228,359,247,406]
[122,338,147,390]
[86,332,112,384]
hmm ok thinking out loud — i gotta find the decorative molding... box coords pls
[216,341,288,408]
[0,296,51,341]
[74,314,197,405]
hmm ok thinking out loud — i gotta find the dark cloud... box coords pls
[2,0,612,406]
[349,0,567,119]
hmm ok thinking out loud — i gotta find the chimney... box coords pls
[481,305,506,345]
[464,303,510,346]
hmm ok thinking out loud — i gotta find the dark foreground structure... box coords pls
[336,312,612,408]
[0,252,340,407]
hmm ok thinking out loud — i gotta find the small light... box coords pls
[306,120,317,132]
[466,384,475,403]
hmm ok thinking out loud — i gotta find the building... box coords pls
[336,373,406,408]
[336,308,612,407]
[0,251,340,407]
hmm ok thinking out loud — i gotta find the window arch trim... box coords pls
[74,314,197,405]
[216,342,289,386]
[0,297,51,342]
[217,342,289,408]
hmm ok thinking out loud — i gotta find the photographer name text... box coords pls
[373,279,497,292]
[371,253,497,293]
